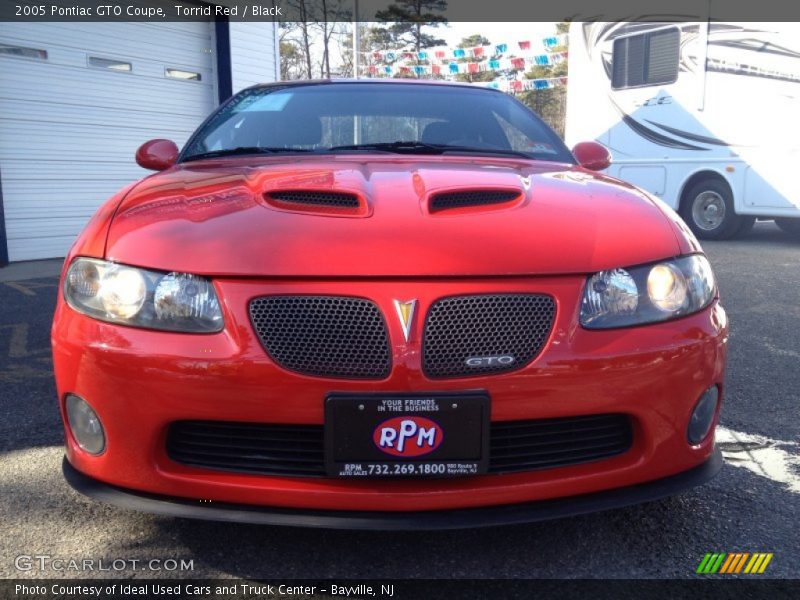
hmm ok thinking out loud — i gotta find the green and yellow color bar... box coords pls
[697,553,773,574]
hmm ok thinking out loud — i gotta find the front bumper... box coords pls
[52,276,728,515]
[63,448,723,530]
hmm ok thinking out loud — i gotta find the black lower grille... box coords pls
[249,296,391,379]
[488,414,633,474]
[422,294,556,378]
[167,421,326,477]
[166,414,632,478]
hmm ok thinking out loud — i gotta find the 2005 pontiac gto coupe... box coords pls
[53,80,727,529]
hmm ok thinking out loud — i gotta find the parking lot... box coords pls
[0,222,798,580]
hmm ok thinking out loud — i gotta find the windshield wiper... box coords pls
[329,141,446,154]
[182,146,316,162]
[328,141,532,158]
[184,142,533,162]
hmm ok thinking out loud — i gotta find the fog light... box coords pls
[688,385,719,445]
[65,395,105,455]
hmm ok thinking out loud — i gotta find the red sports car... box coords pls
[53,80,726,529]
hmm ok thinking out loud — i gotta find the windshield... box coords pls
[181,82,574,163]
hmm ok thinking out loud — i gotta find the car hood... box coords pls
[106,155,687,277]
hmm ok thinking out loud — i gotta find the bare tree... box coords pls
[337,24,354,78]
[284,1,315,78]
[313,0,351,78]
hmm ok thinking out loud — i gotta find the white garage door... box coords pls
[0,22,217,261]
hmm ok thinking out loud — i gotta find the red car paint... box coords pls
[52,85,726,519]
[103,156,690,277]
[53,275,726,511]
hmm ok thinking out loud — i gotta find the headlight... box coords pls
[580,255,715,329]
[64,258,223,333]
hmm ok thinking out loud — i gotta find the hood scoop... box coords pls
[428,189,523,214]
[263,190,370,217]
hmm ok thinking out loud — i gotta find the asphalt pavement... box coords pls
[0,222,797,580]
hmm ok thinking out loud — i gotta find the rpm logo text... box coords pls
[373,416,443,457]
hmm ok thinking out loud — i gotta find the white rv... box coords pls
[565,22,800,239]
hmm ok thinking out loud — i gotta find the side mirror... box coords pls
[136,139,179,171]
[572,141,612,171]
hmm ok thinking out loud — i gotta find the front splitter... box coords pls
[62,448,722,531]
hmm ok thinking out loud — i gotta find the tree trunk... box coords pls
[325,43,331,78]
[295,0,312,78]
[301,23,312,78]
[414,1,422,53]
[321,0,331,78]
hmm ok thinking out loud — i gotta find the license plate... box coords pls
[324,393,489,478]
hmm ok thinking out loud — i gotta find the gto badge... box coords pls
[466,355,516,367]
[393,299,417,342]
[373,416,443,457]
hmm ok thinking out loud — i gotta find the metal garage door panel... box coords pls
[0,22,216,261]
[2,22,215,67]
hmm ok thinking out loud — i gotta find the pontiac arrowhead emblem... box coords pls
[393,299,417,342]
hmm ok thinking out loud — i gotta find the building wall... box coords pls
[0,19,281,264]
[229,21,280,92]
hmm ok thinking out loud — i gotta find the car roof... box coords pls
[245,78,504,94]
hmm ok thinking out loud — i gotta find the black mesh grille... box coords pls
[166,414,632,478]
[422,294,556,378]
[268,191,360,208]
[430,190,520,211]
[249,296,391,379]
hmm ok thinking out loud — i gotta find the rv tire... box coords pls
[680,179,741,240]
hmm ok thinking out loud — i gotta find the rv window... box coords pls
[612,27,679,89]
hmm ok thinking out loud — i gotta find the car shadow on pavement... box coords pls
[704,220,800,248]
[0,276,61,454]
[3,444,793,579]
[148,466,792,579]
[147,494,702,578]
